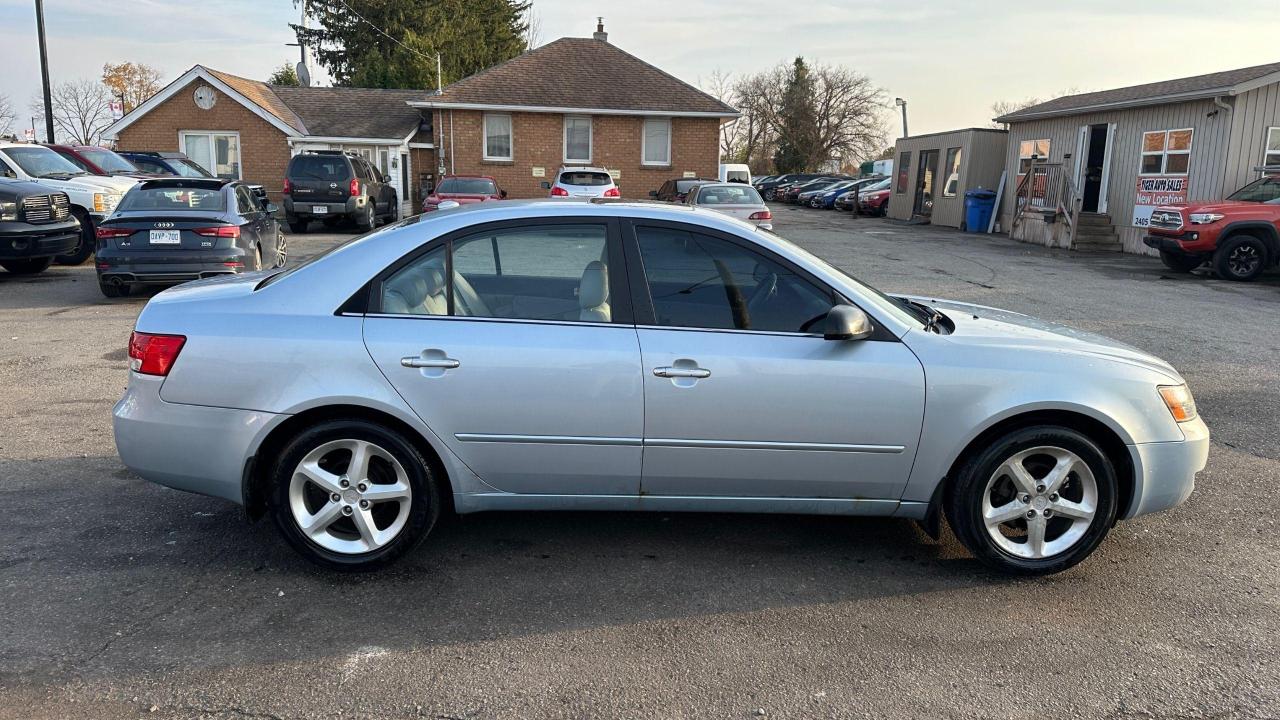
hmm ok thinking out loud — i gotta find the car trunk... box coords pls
[99,215,236,252]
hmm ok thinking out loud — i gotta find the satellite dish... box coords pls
[296,61,311,87]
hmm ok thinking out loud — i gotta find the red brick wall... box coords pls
[114,79,291,201]
[433,110,721,199]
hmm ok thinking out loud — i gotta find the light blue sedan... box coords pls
[114,200,1208,573]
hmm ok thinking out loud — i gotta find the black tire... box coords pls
[1159,250,1202,273]
[1,257,53,275]
[98,279,130,298]
[274,232,288,268]
[56,209,95,266]
[288,218,308,234]
[764,188,776,201]
[358,203,376,230]
[944,425,1118,575]
[269,419,440,570]
[1212,234,1268,281]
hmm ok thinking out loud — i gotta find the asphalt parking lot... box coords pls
[2,206,1279,719]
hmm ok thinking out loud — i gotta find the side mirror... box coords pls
[823,305,873,341]
[499,189,508,199]
[382,173,392,183]
[266,203,279,214]
[648,190,658,198]
[539,181,551,190]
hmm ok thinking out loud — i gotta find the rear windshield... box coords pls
[119,186,226,212]
[697,185,763,205]
[438,178,498,194]
[724,170,750,183]
[289,155,351,181]
[559,171,612,187]
[79,148,138,173]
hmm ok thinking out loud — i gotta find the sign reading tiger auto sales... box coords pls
[1132,175,1189,227]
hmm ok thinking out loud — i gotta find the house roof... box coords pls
[996,61,1280,123]
[205,69,308,134]
[413,37,739,117]
[269,86,425,140]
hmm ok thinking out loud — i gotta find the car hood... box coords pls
[430,194,492,204]
[903,296,1182,382]
[60,174,138,193]
[1159,200,1261,214]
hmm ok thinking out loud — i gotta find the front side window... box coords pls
[1140,129,1192,175]
[79,148,138,174]
[181,131,241,179]
[642,118,671,165]
[483,113,512,161]
[943,147,962,197]
[1264,127,1280,167]
[381,224,612,323]
[2,146,84,177]
[636,226,834,333]
[564,115,592,163]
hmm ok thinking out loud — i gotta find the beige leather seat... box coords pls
[579,260,610,322]
[381,264,447,315]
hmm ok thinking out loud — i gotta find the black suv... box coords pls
[0,178,80,275]
[283,151,398,233]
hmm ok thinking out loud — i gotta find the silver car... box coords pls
[683,182,773,230]
[547,166,620,198]
[114,200,1209,573]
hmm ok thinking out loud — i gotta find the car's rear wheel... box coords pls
[1,257,53,275]
[1159,250,1202,273]
[359,203,376,230]
[269,419,439,570]
[274,232,287,268]
[56,209,96,266]
[1213,234,1268,281]
[945,425,1118,575]
[98,279,130,298]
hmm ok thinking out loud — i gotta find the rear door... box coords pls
[288,154,350,207]
[363,218,644,496]
[233,185,265,254]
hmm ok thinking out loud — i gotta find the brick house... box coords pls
[102,23,736,209]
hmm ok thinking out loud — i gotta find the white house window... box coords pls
[180,131,241,179]
[1141,129,1193,175]
[642,118,671,165]
[483,113,512,161]
[564,115,592,163]
[1265,127,1280,166]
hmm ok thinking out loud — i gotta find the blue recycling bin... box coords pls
[963,189,997,232]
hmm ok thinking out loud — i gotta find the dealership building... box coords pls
[994,61,1280,254]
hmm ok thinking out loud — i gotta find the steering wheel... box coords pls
[745,270,778,322]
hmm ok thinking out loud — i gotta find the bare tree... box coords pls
[524,3,543,48]
[0,94,14,136]
[990,88,1081,127]
[33,79,114,145]
[810,63,887,168]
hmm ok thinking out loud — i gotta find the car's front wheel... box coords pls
[945,425,1118,575]
[269,419,440,570]
[1213,234,1268,281]
[56,209,96,266]
[1160,250,1202,273]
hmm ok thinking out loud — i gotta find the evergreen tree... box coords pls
[773,57,819,173]
[268,63,300,86]
[293,0,530,90]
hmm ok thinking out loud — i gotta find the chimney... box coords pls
[593,17,608,42]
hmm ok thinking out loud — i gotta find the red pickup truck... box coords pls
[1143,170,1280,281]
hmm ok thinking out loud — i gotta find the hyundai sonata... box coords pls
[114,200,1208,574]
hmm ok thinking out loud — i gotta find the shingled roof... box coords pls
[205,68,308,134]
[416,37,739,117]
[270,86,425,139]
[996,61,1280,123]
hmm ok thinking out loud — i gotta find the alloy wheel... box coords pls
[275,233,288,267]
[288,438,413,555]
[981,445,1098,560]
[1228,244,1261,276]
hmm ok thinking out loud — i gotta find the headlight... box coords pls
[103,193,121,212]
[93,193,105,213]
[0,201,16,221]
[1158,384,1198,423]
[1189,213,1224,224]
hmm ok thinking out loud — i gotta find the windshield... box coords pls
[289,155,351,181]
[79,148,138,174]
[118,186,226,212]
[1227,176,1280,203]
[697,185,763,205]
[438,178,498,194]
[171,158,212,178]
[866,178,891,192]
[3,146,84,177]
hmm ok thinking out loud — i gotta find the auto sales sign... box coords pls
[1132,175,1189,227]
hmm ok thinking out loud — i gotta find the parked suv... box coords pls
[546,166,620,198]
[651,176,716,202]
[0,178,80,275]
[0,141,137,265]
[1143,171,1280,281]
[282,150,397,233]
[117,151,213,178]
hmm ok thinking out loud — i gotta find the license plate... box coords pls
[312,205,328,214]
[149,230,180,244]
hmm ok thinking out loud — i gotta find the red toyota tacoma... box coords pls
[421,175,506,213]
[1143,170,1280,281]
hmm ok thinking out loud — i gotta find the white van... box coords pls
[718,163,751,185]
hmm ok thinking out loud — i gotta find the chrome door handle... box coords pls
[653,366,710,379]
[401,356,460,369]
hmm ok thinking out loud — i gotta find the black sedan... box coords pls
[94,178,285,298]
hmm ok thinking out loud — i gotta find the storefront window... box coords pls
[896,151,911,194]
[1265,127,1280,167]
[1140,129,1193,175]
[943,147,962,197]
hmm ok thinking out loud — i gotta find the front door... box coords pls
[628,223,926,502]
[363,220,643,496]
[914,149,938,217]
[1082,124,1109,213]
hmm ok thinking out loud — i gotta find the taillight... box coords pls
[193,226,240,239]
[550,186,569,197]
[748,210,772,220]
[349,178,360,196]
[128,332,186,376]
[283,178,292,194]
[603,187,621,198]
[96,226,135,239]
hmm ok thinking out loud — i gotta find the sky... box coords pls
[1,0,1278,140]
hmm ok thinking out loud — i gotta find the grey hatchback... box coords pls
[113,200,1208,574]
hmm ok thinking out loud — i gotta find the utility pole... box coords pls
[34,0,55,143]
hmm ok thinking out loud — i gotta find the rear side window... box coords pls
[289,155,352,181]
[119,186,226,212]
[559,171,611,187]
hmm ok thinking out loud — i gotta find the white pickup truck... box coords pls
[0,141,137,265]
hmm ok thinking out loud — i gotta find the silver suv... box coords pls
[547,166,620,198]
